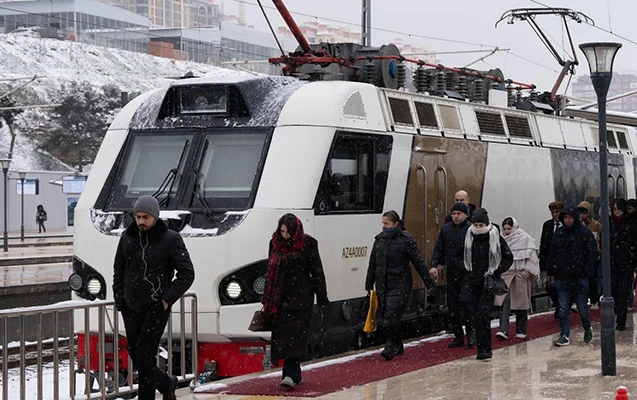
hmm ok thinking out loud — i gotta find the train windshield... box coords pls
[110,133,193,209]
[191,133,267,210]
[103,129,270,213]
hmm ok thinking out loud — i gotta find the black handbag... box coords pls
[248,309,271,332]
[485,274,508,296]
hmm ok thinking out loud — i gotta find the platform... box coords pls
[174,312,637,400]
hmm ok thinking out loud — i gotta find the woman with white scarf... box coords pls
[464,208,513,360]
[495,217,540,340]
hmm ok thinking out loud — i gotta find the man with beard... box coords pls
[113,195,195,399]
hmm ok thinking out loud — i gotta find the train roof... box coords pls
[123,75,636,156]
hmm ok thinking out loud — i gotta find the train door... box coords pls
[403,136,489,311]
[403,145,448,312]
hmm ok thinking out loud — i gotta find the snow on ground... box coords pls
[0,35,246,102]
[0,360,89,400]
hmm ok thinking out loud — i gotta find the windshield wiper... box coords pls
[153,139,190,207]
[190,139,217,218]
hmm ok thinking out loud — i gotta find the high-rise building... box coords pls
[277,20,360,45]
[571,72,637,112]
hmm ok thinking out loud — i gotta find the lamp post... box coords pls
[0,158,11,252]
[580,41,622,376]
[18,171,26,241]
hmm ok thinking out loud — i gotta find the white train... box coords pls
[68,71,637,379]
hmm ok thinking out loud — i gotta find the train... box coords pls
[66,0,637,388]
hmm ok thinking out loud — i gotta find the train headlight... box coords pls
[87,277,102,295]
[225,281,242,300]
[68,273,83,291]
[252,276,266,295]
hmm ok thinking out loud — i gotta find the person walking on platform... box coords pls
[578,201,602,311]
[263,213,329,388]
[546,204,596,346]
[113,195,195,400]
[609,199,636,331]
[431,202,474,349]
[366,210,436,361]
[464,208,513,360]
[626,199,637,310]
[539,201,563,319]
[495,217,539,340]
[36,204,47,233]
[444,190,477,223]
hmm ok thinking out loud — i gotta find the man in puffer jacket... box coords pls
[113,195,195,400]
[547,204,597,347]
[431,202,474,349]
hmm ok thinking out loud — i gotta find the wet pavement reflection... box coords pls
[176,313,637,400]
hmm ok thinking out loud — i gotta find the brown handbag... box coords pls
[248,309,271,332]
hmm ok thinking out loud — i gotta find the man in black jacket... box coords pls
[539,201,563,318]
[113,195,195,400]
[431,202,474,348]
[546,204,597,346]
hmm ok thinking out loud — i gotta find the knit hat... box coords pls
[472,208,489,224]
[628,199,637,209]
[451,202,469,216]
[134,195,160,219]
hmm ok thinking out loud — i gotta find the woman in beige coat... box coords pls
[495,217,540,339]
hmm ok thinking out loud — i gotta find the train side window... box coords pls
[314,132,392,214]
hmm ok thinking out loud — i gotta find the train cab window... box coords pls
[314,132,392,214]
[190,132,268,210]
[109,133,194,209]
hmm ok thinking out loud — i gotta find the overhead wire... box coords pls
[228,0,500,48]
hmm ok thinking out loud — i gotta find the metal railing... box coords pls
[0,294,198,400]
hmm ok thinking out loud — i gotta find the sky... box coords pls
[229,0,637,94]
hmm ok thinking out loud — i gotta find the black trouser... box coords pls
[471,282,494,354]
[589,274,599,305]
[447,274,473,340]
[611,267,633,328]
[282,358,301,383]
[380,292,407,351]
[122,301,172,400]
[38,221,46,233]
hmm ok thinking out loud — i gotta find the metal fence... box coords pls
[1,294,198,400]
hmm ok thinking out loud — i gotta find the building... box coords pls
[0,133,80,233]
[277,20,360,45]
[392,38,438,64]
[571,72,637,112]
[0,0,150,53]
[219,21,297,74]
[150,27,220,64]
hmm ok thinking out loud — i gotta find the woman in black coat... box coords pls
[262,213,329,389]
[36,204,47,233]
[464,208,513,360]
[365,210,436,361]
[609,199,635,330]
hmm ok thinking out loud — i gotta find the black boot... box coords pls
[448,337,465,348]
[466,332,476,349]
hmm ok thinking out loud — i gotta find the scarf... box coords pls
[263,216,305,319]
[502,217,540,276]
[464,224,501,274]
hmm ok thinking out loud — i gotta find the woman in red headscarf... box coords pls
[263,213,329,389]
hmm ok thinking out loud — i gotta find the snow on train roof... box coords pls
[129,75,306,129]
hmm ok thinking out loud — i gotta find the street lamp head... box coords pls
[0,158,11,172]
[18,171,26,180]
[579,42,622,75]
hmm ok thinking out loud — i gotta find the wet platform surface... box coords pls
[173,313,637,400]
